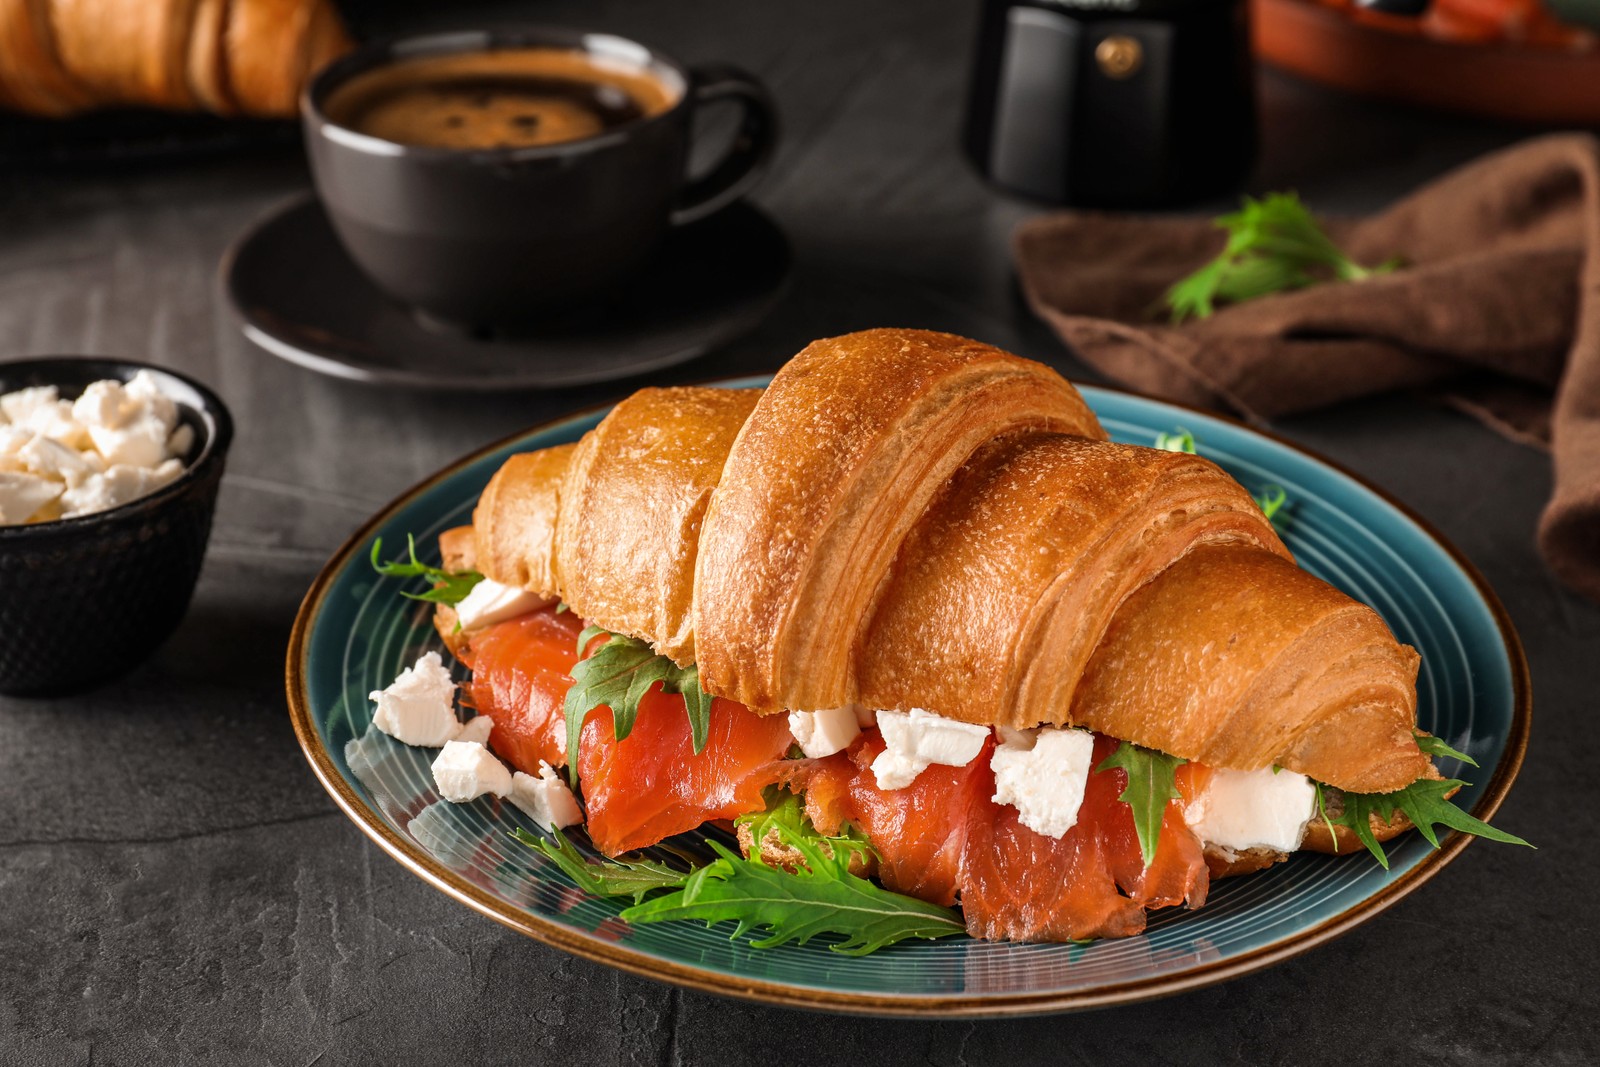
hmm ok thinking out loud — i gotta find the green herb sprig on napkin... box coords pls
[1165,192,1400,324]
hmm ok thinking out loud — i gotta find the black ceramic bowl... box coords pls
[0,358,233,697]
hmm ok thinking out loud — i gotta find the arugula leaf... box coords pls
[1255,484,1287,523]
[562,629,714,784]
[1165,192,1400,324]
[370,535,485,606]
[1414,731,1478,768]
[1154,427,1290,526]
[509,793,963,955]
[1314,778,1532,870]
[623,803,963,955]
[1154,428,1196,454]
[1095,742,1187,869]
[735,790,873,869]
[511,827,687,903]
[575,624,608,656]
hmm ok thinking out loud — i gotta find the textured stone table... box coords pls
[3,2,1594,1064]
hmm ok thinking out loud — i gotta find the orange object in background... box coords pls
[1253,0,1600,125]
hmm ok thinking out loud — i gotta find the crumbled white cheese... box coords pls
[454,578,548,630]
[509,761,583,829]
[87,419,170,469]
[2,386,60,426]
[125,370,178,426]
[870,708,990,790]
[59,461,183,518]
[455,714,494,746]
[0,426,29,457]
[369,651,462,747]
[1184,766,1316,853]
[78,374,178,470]
[989,725,1097,838]
[0,375,190,526]
[19,434,100,486]
[167,424,195,458]
[16,398,87,448]
[431,740,513,803]
[0,470,64,523]
[787,706,861,759]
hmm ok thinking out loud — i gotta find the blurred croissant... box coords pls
[0,0,352,118]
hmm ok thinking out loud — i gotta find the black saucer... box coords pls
[223,195,791,391]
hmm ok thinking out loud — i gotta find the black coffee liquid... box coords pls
[325,49,679,150]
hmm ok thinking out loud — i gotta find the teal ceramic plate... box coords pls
[287,381,1530,1017]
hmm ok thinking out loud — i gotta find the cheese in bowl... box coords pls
[0,370,194,525]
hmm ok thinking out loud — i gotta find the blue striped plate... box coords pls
[286,381,1530,1016]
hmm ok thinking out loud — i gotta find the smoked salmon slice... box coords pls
[576,692,794,856]
[461,605,794,857]
[802,730,1209,940]
[961,735,1208,941]
[461,607,584,774]
[802,733,991,907]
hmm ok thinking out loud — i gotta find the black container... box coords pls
[963,0,1256,207]
[0,359,233,697]
[303,28,777,330]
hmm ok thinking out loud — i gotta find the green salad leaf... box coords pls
[1255,485,1288,523]
[1095,741,1187,869]
[1154,428,1196,454]
[624,796,964,955]
[511,827,687,904]
[1313,778,1532,870]
[562,629,714,784]
[1153,427,1290,527]
[370,535,484,606]
[1413,731,1478,768]
[1165,192,1400,323]
[511,794,964,955]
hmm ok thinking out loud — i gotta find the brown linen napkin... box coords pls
[1015,133,1600,604]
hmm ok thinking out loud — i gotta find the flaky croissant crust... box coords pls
[464,328,1431,794]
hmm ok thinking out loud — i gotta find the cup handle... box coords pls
[671,64,778,226]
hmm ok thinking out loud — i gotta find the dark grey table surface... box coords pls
[4,2,1596,1064]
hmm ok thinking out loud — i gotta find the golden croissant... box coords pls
[0,0,351,118]
[411,328,1503,943]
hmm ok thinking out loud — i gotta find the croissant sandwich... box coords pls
[0,0,351,118]
[369,328,1525,945]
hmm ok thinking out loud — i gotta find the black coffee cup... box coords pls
[303,28,777,328]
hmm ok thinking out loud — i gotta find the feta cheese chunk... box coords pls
[871,708,990,790]
[431,740,513,803]
[17,399,86,448]
[0,375,190,525]
[989,726,1096,839]
[74,373,179,469]
[509,761,583,830]
[1184,766,1316,853]
[455,715,495,746]
[167,424,195,458]
[787,706,861,759]
[87,419,170,469]
[59,461,183,518]
[18,434,97,485]
[453,578,548,630]
[125,370,179,428]
[0,426,29,457]
[1,386,60,427]
[369,651,461,747]
[0,470,63,523]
